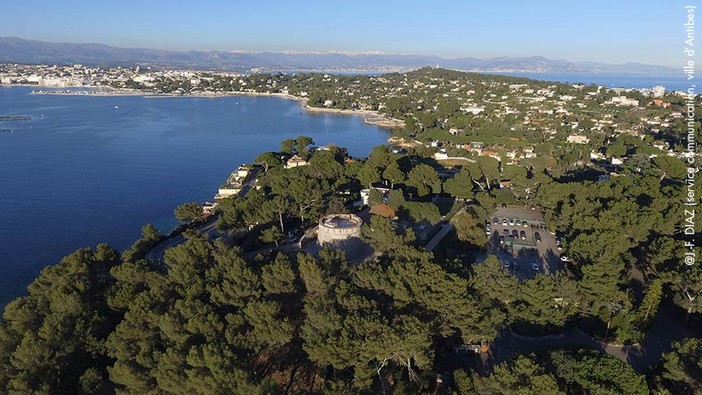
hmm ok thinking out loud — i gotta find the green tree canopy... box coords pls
[658,338,702,394]
[254,151,282,172]
[471,355,563,395]
[407,164,440,197]
[174,201,204,222]
[546,349,649,395]
[280,138,295,154]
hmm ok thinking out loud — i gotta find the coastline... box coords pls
[18,84,406,130]
[299,100,405,129]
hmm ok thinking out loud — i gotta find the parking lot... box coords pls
[485,206,563,280]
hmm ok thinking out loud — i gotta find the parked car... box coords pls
[493,217,499,225]
[523,221,529,228]
[499,236,505,245]
[502,218,508,225]
[560,255,571,262]
[530,261,540,271]
[515,219,521,227]
[502,259,511,269]
[508,218,515,226]
[535,232,542,243]
[520,230,527,240]
[512,229,519,238]
[503,229,510,236]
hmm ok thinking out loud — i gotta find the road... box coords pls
[145,166,261,266]
[145,215,221,267]
[447,283,690,376]
[485,302,690,372]
[424,203,465,252]
[425,222,454,252]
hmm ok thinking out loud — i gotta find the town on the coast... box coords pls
[1,61,701,394]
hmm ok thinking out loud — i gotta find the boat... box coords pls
[0,115,31,121]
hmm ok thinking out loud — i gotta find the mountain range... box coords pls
[0,36,677,75]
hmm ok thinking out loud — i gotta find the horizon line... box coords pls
[0,36,676,70]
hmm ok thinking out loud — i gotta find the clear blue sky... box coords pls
[0,0,687,66]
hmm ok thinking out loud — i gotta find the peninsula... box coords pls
[0,64,700,395]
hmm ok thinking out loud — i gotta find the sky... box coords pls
[0,0,688,67]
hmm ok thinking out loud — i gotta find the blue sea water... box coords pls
[0,87,389,309]
[492,72,689,92]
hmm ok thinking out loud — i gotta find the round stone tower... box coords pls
[317,213,363,246]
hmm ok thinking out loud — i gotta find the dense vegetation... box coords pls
[1,67,701,394]
[123,67,701,164]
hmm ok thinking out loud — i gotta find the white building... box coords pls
[590,151,606,160]
[433,152,449,160]
[236,166,249,178]
[202,202,218,214]
[523,146,536,159]
[285,155,308,169]
[215,186,241,200]
[567,134,590,144]
[652,86,666,98]
[611,96,640,106]
[461,106,485,115]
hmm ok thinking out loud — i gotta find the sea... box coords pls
[0,87,390,310]
[492,72,690,92]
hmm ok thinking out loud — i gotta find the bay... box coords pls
[490,72,689,92]
[0,87,389,309]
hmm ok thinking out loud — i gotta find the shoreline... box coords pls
[18,84,406,130]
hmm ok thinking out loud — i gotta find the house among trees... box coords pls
[284,154,308,169]
[479,150,501,161]
[201,201,218,214]
[567,134,590,144]
[236,165,250,178]
[468,141,484,154]
[369,203,397,219]
[214,165,251,200]
[523,146,536,159]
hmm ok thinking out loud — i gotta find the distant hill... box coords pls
[0,36,677,75]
